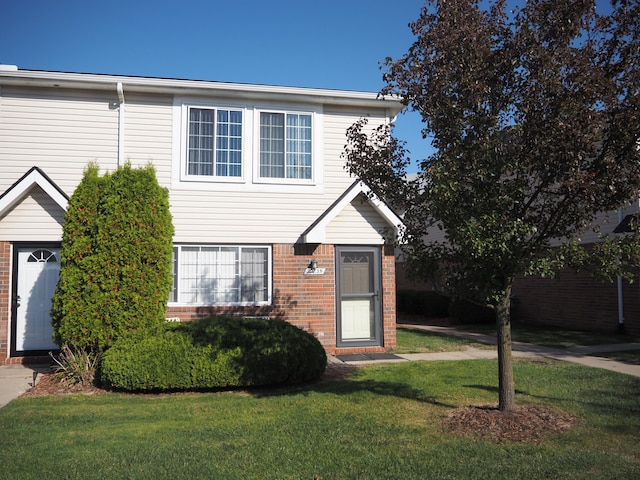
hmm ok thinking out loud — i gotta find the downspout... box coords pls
[117,82,125,167]
[617,208,625,333]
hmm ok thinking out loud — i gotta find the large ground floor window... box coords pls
[169,245,271,305]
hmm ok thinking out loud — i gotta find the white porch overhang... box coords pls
[302,180,404,244]
[0,167,69,218]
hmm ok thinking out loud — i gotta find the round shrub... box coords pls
[101,316,327,391]
[100,330,242,391]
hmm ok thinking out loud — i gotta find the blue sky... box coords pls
[1,0,429,170]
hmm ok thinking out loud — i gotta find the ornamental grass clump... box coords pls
[50,343,101,387]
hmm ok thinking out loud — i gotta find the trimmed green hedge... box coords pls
[101,316,327,391]
[396,290,450,317]
[448,298,496,324]
[397,290,495,324]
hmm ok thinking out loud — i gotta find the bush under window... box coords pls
[101,316,327,391]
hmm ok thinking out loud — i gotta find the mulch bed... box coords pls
[445,404,577,444]
[21,372,105,397]
[22,361,356,398]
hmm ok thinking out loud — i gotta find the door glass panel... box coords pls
[340,252,373,295]
[337,249,380,344]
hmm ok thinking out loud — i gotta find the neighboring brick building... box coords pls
[396,207,640,337]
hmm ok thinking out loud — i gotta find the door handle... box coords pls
[12,295,21,308]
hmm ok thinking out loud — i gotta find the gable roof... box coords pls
[0,167,68,218]
[302,180,403,243]
[614,213,639,233]
[0,68,404,116]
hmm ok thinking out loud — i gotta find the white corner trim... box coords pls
[303,181,403,243]
[0,168,68,218]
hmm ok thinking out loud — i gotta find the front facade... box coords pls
[0,67,403,364]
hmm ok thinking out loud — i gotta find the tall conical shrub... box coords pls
[51,163,104,350]
[52,162,174,352]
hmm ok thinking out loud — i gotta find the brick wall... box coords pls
[381,245,397,350]
[512,269,639,337]
[2,242,398,363]
[167,242,397,355]
[273,243,338,350]
[396,256,639,337]
[0,242,9,363]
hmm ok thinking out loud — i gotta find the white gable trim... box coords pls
[303,180,403,243]
[0,167,68,218]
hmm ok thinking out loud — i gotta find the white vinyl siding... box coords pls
[0,87,119,194]
[169,245,271,306]
[548,203,640,246]
[0,186,64,241]
[325,194,392,245]
[0,85,397,246]
[169,105,391,244]
[123,94,173,187]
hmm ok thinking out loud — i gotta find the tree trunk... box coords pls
[496,282,515,411]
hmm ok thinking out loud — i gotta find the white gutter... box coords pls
[0,69,403,115]
[117,82,125,167]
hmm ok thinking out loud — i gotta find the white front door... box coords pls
[13,247,60,353]
[336,247,382,347]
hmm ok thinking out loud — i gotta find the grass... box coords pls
[392,327,494,354]
[595,349,640,365]
[453,323,640,349]
[1,359,639,479]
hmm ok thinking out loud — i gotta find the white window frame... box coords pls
[173,98,323,193]
[254,107,321,186]
[169,244,272,307]
[178,102,249,184]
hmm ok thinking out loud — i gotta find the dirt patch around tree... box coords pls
[445,404,577,444]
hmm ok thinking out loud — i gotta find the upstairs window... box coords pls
[259,112,312,180]
[188,107,242,178]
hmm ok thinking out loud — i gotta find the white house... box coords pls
[0,67,404,364]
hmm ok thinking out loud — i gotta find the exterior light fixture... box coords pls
[304,258,325,275]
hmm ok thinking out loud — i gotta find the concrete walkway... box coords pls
[2,325,640,409]
[335,323,640,378]
[0,364,51,409]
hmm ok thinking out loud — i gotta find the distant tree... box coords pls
[52,162,174,353]
[344,0,640,411]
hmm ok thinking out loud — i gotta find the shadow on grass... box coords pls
[463,384,531,396]
[465,382,640,427]
[253,375,457,408]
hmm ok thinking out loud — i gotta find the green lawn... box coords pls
[454,323,639,348]
[393,326,494,354]
[595,349,640,365]
[1,359,639,479]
